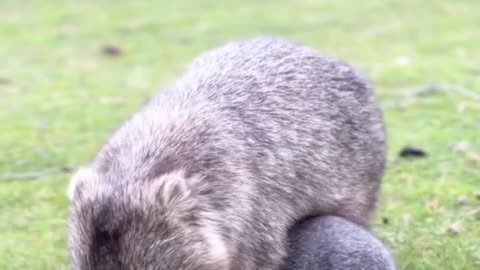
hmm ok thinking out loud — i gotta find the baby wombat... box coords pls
[68,37,386,270]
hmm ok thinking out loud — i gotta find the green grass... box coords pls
[1,0,479,269]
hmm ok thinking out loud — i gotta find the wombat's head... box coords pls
[67,168,229,270]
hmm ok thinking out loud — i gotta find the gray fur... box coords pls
[68,37,387,270]
[286,216,395,270]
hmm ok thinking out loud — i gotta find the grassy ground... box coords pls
[1,0,479,269]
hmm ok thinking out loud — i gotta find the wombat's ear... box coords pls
[149,170,193,208]
[67,166,98,201]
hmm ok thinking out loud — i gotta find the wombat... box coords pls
[68,37,386,270]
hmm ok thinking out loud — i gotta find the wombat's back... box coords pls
[155,36,386,223]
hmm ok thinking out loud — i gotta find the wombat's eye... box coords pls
[93,228,121,257]
[96,229,120,244]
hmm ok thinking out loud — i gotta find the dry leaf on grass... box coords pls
[447,221,463,236]
[402,214,412,227]
[452,141,480,166]
[467,152,480,166]
[426,198,442,213]
[452,141,471,153]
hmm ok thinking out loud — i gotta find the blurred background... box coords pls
[1,1,479,269]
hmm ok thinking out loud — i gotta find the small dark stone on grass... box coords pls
[0,78,12,85]
[399,146,427,158]
[101,44,123,57]
[61,166,74,173]
[143,96,152,106]
[458,196,468,206]
[382,216,390,225]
